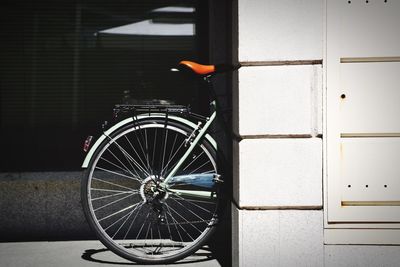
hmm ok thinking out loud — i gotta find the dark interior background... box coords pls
[0,0,212,172]
[0,3,232,264]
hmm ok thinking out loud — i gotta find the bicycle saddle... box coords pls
[179,61,215,75]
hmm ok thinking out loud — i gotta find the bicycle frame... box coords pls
[81,61,239,264]
[160,100,218,199]
[164,101,217,182]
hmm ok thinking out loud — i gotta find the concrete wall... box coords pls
[0,172,93,241]
[232,0,400,266]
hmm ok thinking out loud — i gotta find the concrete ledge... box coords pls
[0,172,93,241]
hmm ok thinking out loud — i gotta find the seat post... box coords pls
[203,75,214,93]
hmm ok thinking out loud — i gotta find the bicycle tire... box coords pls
[81,118,221,264]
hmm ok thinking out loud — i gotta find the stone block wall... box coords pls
[232,0,324,266]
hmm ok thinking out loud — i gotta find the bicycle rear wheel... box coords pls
[81,118,221,264]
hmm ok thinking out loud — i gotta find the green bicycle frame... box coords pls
[165,107,216,182]
[162,101,218,199]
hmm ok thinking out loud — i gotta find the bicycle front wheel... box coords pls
[81,119,221,264]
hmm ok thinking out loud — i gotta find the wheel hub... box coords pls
[139,176,168,203]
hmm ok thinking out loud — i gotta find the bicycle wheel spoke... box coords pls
[165,203,202,234]
[136,211,151,239]
[151,128,157,171]
[161,133,178,177]
[91,188,133,194]
[110,139,149,177]
[92,177,136,191]
[200,170,215,174]
[170,195,215,205]
[123,202,144,239]
[157,224,162,250]
[144,128,155,175]
[94,166,141,183]
[189,160,211,175]
[102,147,141,181]
[105,207,135,232]
[98,202,140,222]
[163,208,175,244]
[124,134,151,175]
[165,203,192,241]
[143,128,149,165]
[182,151,205,172]
[129,126,152,176]
[161,133,186,177]
[169,198,208,223]
[176,195,216,217]
[160,129,169,177]
[111,203,140,239]
[92,190,137,201]
[99,156,139,179]
[94,191,137,212]
[144,222,152,253]
[166,204,194,242]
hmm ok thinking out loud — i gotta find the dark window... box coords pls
[0,0,209,171]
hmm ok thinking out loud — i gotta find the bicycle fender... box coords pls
[81,114,217,168]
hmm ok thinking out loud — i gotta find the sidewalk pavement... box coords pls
[0,240,223,267]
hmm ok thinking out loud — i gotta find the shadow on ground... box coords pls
[82,246,217,266]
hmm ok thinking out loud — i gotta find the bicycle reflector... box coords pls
[83,136,93,152]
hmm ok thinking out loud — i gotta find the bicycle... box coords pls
[80,60,239,264]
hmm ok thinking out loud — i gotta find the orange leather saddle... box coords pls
[179,61,215,75]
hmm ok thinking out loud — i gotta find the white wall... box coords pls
[233,1,400,266]
[233,1,324,266]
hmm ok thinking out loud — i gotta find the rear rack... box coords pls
[114,104,188,117]
[113,104,208,122]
